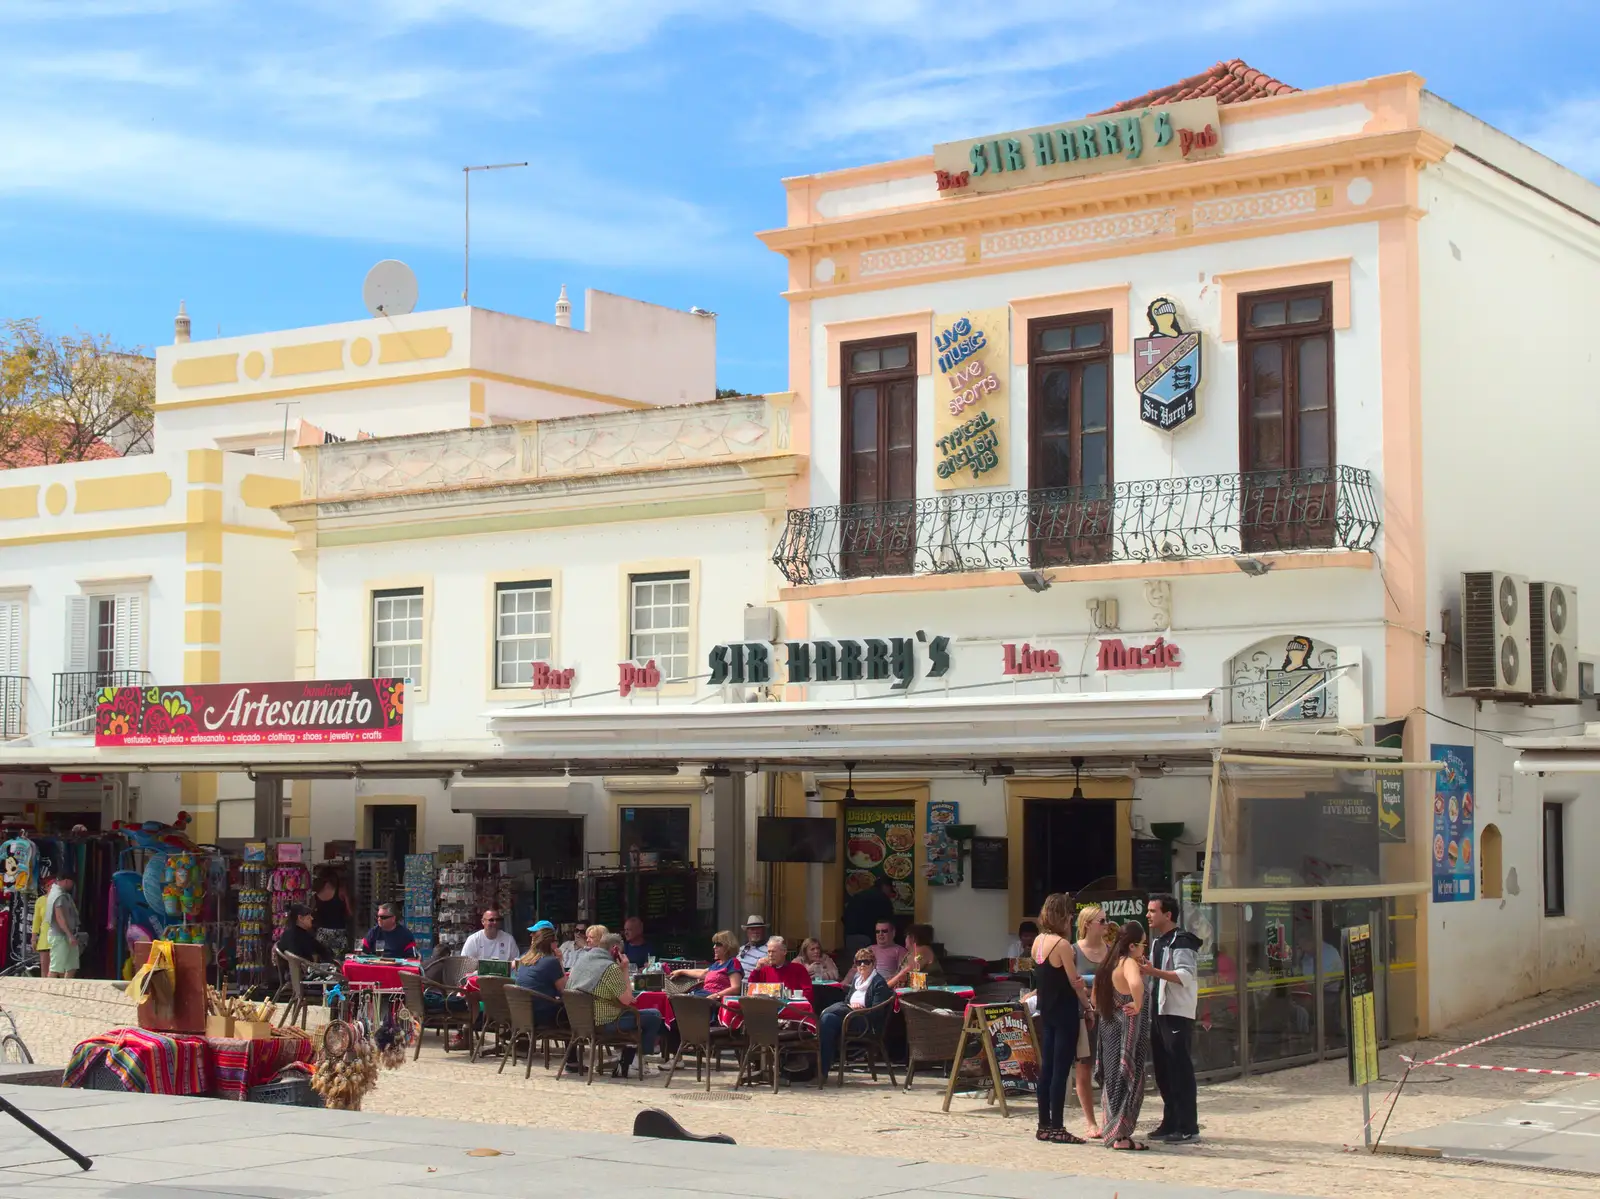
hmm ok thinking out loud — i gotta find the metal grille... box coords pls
[1461,572,1498,691]
[52,670,151,736]
[0,676,23,739]
[773,465,1381,586]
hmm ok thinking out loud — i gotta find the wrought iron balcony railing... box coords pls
[0,675,24,739]
[772,465,1380,586]
[52,670,151,736]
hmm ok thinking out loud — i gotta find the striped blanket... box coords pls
[63,1028,209,1095]
[206,1035,315,1101]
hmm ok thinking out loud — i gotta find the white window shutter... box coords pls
[65,596,91,673]
[0,601,20,676]
[113,594,144,673]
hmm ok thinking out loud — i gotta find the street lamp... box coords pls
[462,162,528,305]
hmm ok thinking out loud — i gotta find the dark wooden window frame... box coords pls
[1026,310,1114,493]
[1236,281,1337,473]
[839,333,917,507]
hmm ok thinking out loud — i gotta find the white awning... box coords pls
[486,689,1222,771]
[446,778,594,814]
[0,739,500,776]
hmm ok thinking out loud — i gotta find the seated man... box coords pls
[746,936,813,1002]
[621,916,653,970]
[569,933,664,1077]
[1003,920,1040,967]
[358,903,417,959]
[460,909,520,962]
[820,949,892,1075]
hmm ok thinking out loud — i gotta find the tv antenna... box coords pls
[363,260,418,318]
[462,162,528,305]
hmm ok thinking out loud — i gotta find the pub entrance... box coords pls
[1022,796,1117,916]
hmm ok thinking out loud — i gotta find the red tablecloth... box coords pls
[719,995,815,1031]
[64,1028,210,1095]
[207,1034,315,1101]
[635,991,675,1024]
[341,956,420,988]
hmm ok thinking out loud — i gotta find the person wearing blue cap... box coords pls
[513,924,566,1025]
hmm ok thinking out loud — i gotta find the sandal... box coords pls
[1110,1139,1149,1151]
[1035,1127,1084,1144]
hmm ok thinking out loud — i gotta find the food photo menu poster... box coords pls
[845,804,917,915]
[1430,743,1475,903]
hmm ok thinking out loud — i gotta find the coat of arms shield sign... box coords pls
[1134,297,1202,431]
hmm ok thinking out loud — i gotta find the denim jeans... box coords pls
[1035,995,1080,1129]
[604,1007,663,1056]
[820,1001,869,1075]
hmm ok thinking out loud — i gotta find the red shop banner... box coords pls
[95,679,405,746]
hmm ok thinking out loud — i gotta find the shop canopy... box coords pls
[1506,725,1600,774]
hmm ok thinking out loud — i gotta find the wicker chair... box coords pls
[899,988,966,1012]
[559,989,641,1084]
[424,955,477,987]
[834,994,898,1087]
[735,996,821,1093]
[902,999,967,1089]
[399,970,474,1060]
[665,994,742,1091]
[502,985,570,1078]
[475,976,514,1059]
[270,947,318,1030]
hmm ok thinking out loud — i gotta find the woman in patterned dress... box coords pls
[1094,920,1152,1151]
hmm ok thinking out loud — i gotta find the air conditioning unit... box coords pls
[1530,581,1580,700]
[1461,571,1531,695]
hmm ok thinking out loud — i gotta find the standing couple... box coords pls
[1028,892,1202,1150]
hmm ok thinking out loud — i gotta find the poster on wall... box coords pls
[932,308,1009,490]
[844,804,916,914]
[1430,744,1475,903]
[925,801,960,887]
[1228,636,1341,724]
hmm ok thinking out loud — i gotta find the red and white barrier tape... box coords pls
[1416,996,1600,1065]
[1400,1059,1600,1079]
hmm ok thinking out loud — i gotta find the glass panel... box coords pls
[1319,899,1377,1057]
[1036,436,1072,488]
[1039,327,1074,353]
[1297,336,1330,467]
[1249,300,1287,328]
[1181,879,1241,1075]
[1289,295,1325,324]
[880,343,910,370]
[1246,897,1317,1065]
[1249,343,1284,469]
[1081,362,1107,431]
[1073,322,1105,349]
[850,348,879,374]
[886,380,917,501]
[1080,433,1107,487]
[850,388,878,452]
[1039,367,1071,434]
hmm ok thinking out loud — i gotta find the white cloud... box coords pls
[1510,94,1600,180]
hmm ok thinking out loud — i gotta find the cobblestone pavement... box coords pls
[6,975,1598,1198]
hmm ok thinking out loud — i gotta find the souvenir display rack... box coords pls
[403,853,435,955]
[234,858,272,990]
[434,858,513,954]
[352,850,392,931]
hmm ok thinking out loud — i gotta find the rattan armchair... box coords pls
[902,998,967,1089]
[735,996,821,1092]
[475,976,514,1059]
[503,985,570,1078]
[834,994,898,1087]
[559,989,641,1084]
[665,994,742,1091]
[399,970,474,1060]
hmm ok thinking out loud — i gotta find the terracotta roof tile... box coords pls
[0,428,121,469]
[1094,59,1298,115]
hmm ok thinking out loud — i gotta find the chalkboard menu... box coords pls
[536,876,580,924]
[969,836,1009,890]
[589,873,627,929]
[1131,838,1171,891]
[638,871,694,930]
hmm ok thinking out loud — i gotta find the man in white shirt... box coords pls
[460,909,520,962]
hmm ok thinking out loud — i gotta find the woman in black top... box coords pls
[311,868,351,957]
[1031,893,1092,1144]
[277,904,331,963]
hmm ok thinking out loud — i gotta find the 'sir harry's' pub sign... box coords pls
[1133,297,1203,432]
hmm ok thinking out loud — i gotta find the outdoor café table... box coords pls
[340,955,421,988]
[634,990,676,1026]
[719,994,816,1031]
[893,984,975,1011]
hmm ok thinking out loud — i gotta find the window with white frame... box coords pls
[629,572,690,684]
[495,581,552,688]
[0,598,24,738]
[372,588,425,688]
[65,594,144,677]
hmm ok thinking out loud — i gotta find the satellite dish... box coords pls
[363,259,418,317]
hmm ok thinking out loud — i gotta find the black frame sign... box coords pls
[709,634,951,692]
[1346,923,1379,1087]
[969,837,1009,890]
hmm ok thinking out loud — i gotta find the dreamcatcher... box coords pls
[312,1017,380,1110]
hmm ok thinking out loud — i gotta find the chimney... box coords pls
[174,300,191,344]
[554,284,572,328]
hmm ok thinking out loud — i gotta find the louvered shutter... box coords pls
[65,596,91,672]
[113,594,144,672]
[0,600,20,676]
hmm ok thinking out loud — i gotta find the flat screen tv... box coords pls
[756,816,838,863]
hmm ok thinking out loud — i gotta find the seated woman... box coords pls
[670,930,743,999]
[512,926,566,1025]
[887,923,944,989]
[798,937,840,982]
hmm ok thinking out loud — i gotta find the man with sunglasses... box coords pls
[461,909,520,962]
[867,920,906,980]
[358,903,418,959]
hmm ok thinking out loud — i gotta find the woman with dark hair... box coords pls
[1094,920,1152,1151]
[1030,892,1092,1144]
[311,867,352,958]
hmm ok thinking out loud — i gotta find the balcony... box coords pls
[772,465,1380,586]
[52,671,152,737]
[0,676,24,739]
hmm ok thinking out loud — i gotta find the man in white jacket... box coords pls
[1144,893,1202,1143]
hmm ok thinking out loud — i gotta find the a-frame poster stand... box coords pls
[941,1002,1040,1117]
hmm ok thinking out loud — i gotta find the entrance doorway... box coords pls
[1022,798,1117,915]
[367,803,416,882]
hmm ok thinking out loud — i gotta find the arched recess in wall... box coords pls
[1480,823,1503,899]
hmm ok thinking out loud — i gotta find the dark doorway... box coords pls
[619,806,691,864]
[1022,798,1118,915]
[474,816,584,875]
[367,804,417,882]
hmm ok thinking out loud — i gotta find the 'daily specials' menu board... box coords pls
[845,803,916,915]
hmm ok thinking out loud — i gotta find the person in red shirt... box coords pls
[746,936,813,1001]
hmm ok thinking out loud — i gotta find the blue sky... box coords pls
[3,1,1596,395]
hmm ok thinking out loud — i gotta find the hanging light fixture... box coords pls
[1070,755,1085,801]
[843,761,857,802]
